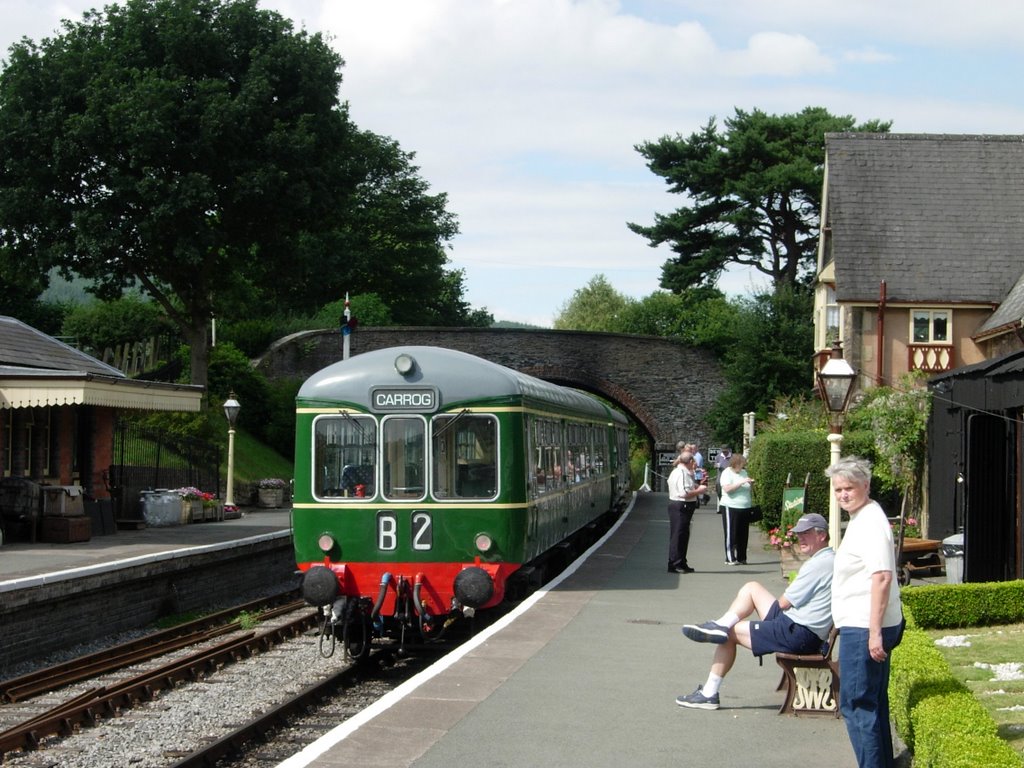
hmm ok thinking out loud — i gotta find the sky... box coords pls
[4,1,1024,327]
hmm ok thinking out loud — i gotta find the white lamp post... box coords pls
[816,342,857,547]
[223,392,241,507]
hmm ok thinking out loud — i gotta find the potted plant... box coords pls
[172,486,204,523]
[765,525,802,579]
[256,478,287,508]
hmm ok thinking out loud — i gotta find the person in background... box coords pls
[826,457,904,768]
[676,513,834,710]
[718,453,755,565]
[714,447,732,499]
[687,443,710,506]
[666,451,705,574]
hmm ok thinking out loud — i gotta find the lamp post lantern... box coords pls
[816,342,857,546]
[223,392,241,508]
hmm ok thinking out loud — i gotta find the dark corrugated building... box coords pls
[929,350,1024,581]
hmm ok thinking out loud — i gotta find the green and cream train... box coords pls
[293,346,631,656]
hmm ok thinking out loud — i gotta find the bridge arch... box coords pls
[257,327,725,458]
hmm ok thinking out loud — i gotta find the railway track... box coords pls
[166,649,436,768]
[0,593,316,763]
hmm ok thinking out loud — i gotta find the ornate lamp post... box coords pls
[223,392,241,508]
[816,342,857,546]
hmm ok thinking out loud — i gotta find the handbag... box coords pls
[747,505,763,522]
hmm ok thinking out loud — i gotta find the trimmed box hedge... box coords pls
[891,586,1024,767]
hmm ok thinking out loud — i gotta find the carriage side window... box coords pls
[382,416,426,501]
[530,417,563,491]
[432,414,497,500]
[314,414,377,499]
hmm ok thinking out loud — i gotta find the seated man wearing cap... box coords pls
[675,512,834,710]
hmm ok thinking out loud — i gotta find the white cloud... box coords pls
[4,0,1024,325]
[725,32,834,77]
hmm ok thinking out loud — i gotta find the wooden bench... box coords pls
[775,625,840,716]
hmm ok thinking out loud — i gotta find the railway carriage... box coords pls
[293,346,630,656]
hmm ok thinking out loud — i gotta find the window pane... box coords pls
[932,312,949,341]
[383,417,426,500]
[432,414,497,500]
[314,415,377,498]
[912,312,930,343]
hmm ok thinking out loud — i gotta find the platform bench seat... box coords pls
[775,625,840,717]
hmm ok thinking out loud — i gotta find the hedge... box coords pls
[745,428,878,533]
[890,590,1024,766]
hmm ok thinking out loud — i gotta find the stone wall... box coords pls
[0,536,297,672]
[257,327,725,455]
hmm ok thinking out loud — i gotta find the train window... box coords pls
[432,413,498,500]
[313,414,377,499]
[530,416,564,493]
[382,416,426,501]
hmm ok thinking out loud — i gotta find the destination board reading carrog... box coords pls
[370,386,438,412]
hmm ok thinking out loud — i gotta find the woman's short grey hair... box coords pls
[824,456,872,486]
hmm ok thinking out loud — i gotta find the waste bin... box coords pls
[942,533,964,584]
[140,489,187,527]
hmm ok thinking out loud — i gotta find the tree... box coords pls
[61,294,176,358]
[553,274,632,331]
[706,285,815,446]
[274,130,479,326]
[630,107,890,293]
[0,0,363,388]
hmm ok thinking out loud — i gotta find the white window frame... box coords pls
[911,309,950,344]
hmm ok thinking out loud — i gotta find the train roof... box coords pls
[297,346,625,423]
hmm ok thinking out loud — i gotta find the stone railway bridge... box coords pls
[257,327,725,465]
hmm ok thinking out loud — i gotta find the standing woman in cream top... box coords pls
[718,453,754,565]
[827,456,904,768]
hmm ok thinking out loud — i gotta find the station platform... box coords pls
[0,507,297,670]
[0,507,293,591]
[280,492,869,768]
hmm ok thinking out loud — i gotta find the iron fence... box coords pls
[108,420,221,520]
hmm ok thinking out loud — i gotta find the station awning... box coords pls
[0,374,204,412]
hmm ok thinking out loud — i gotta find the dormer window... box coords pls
[912,310,949,344]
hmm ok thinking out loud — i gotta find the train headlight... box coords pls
[395,353,415,375]
[474,533,494,553]
[318,534,336,554]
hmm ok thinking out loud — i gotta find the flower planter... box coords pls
[779,547,806,579]
[257,488,284,508]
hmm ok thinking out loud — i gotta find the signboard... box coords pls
[782,487,807,528]
[657,451,678,466]
[369,386,438,413]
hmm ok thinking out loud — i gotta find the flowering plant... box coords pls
[765,525,799,550]
[173,486,205,501]
[893,517,922,539]
[257,478,287,490]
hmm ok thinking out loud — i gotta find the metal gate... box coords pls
[108,420,221,520]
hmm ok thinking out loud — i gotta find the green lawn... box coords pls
[232,427,293,486]
[927,623,1024,757]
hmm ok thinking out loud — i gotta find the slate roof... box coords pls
[824,133,1024,305]
[0,316,124,378]
[0,315,204,411]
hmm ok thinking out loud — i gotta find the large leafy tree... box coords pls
[706,285,816,446]
[0,0,423,387]
[276,130,485,326]
[630,107,890,293]
[553,274,632,332]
